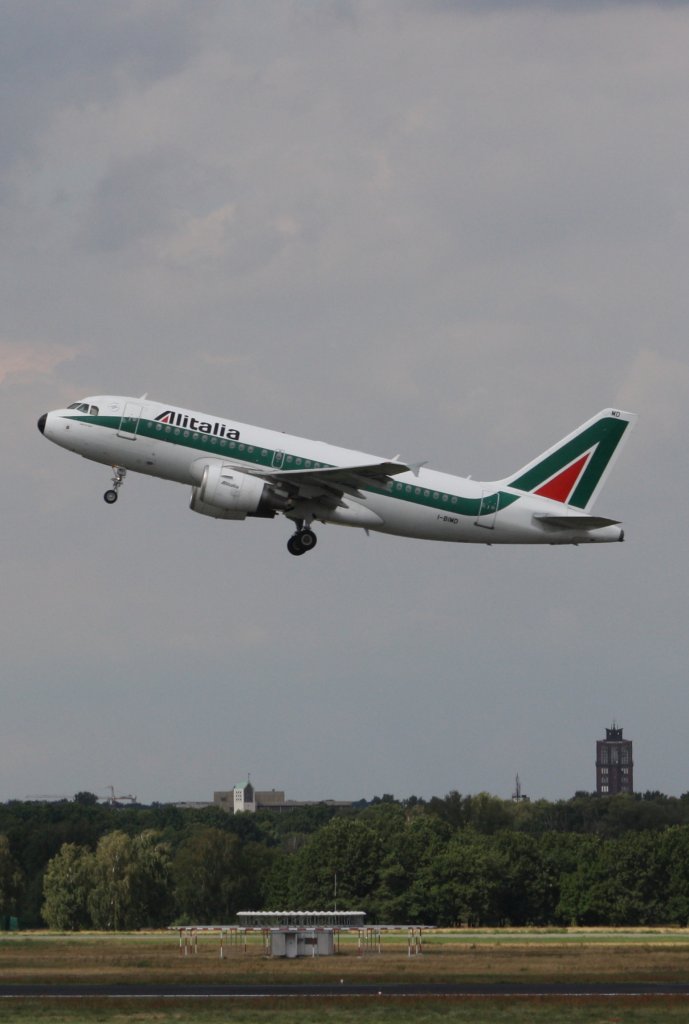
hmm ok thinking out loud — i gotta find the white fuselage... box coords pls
[38,395,625,546]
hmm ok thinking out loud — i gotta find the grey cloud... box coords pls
[82,150,185,252]
[0,1,212,175]
[419,0,687,9]
[0,0,209,95]
[2,2,689,804]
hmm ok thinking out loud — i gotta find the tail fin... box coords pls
[504,409,637,512]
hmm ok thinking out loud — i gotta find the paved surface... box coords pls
[2,982,689,998]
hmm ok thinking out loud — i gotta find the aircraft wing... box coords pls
[247,460,410,502]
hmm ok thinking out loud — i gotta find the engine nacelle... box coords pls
[189,462,288,520]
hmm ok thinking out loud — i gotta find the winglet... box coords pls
[407,460,429,478]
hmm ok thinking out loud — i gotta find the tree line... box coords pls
[3,790,689,929]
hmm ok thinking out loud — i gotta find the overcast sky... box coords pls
[2,1,688,806]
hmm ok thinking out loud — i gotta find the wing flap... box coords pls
[252,460,408,481]
[247,460,409,494]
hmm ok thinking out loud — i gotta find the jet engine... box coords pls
[189,461,289,520]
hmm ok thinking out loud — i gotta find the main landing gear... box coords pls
[104,466,127,504]
[287,526,318,556]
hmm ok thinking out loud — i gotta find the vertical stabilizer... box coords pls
[505,409,636,511]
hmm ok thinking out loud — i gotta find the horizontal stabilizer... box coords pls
[534,514,622,530]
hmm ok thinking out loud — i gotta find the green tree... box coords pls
[73,792,100,807]
[12,790,689,931]
[43,831,172,930]
[658,826,689,924]
[493,832,557,925]
[462,793,514,835]
[418,829,503,926]
[288,817,382,913]
[557,832,664,925]
[87,832,136,930]
[0,835,23,918]
[173,828,247,923]
[41,843,94,930]
[127,830,174,927]
[257,847,291,909]
[428,790,466,830]
[374,813,451,923]
[359,801,406,844]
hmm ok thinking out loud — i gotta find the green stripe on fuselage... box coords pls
[73,414,519,519]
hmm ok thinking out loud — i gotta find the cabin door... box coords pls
[118,402,143,439]
[475,491,500,529]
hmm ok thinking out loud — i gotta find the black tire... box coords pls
[287,535,304,556]
[104,490,118,504]
[299,529,317,550]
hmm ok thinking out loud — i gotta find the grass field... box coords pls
[2,997,689,1024]
[3,928,689,986]
[2,929,689,1022]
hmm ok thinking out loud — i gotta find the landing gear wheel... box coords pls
[299,528,317,551]
[104,465,127,505]
[287,534,305,556]
[287,528,317,556]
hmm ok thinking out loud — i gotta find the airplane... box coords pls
[37,396,636,556]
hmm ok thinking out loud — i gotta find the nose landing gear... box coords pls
[287,526,318,556]
[104,466,127,504]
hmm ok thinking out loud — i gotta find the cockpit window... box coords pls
[67,402,99,415]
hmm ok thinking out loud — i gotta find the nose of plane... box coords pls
[37,413,47,435]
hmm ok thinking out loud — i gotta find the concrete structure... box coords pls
[214,785,283,813]
[269,928,335,958]
[213,782,352,815]
[232,779,256,813]
[596,724,634,795]
[238,911,364,959]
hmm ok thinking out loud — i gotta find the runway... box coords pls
[2,981,689,999]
